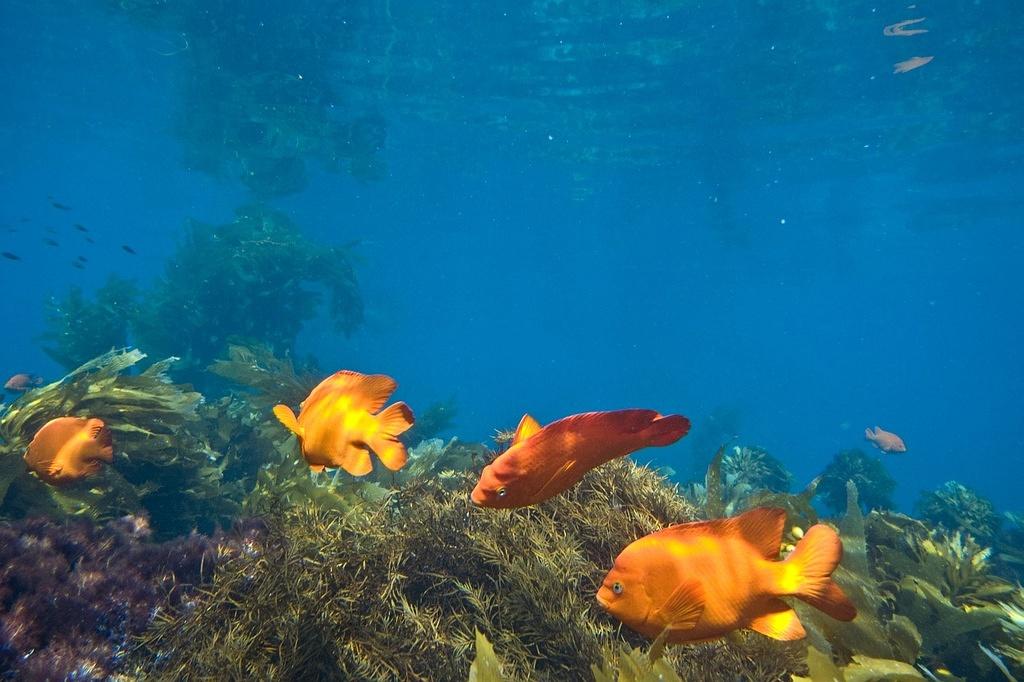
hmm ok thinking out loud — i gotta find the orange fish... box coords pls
[865,425,907,453]
[4,373,43,392]
[273,370,415,476]
[471,409,689,508]
[23,417,114,486]
[597,507,856,643]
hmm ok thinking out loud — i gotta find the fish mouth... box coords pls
[470,487,486,506]
[595,589,611,610]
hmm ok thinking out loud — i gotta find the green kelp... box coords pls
[0,349,238,537]
[133,459,801,681]
[133,205,363,383]
[104,1,386,195]
[795,482,922,666]
[792,647,923,682]
[38,274,138,371]
[867,510,1018,678]
[818,449,896,514]
[917,481,1002,542]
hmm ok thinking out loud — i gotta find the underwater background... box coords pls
[1,1,1023,680]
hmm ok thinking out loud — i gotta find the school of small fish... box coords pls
[6,361,911,645]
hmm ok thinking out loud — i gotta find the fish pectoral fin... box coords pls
[309,464,326,473]
[657,579,705,631]
[533,459,578,501]
[46,460,63,477]
[332,445,373,477]
[272,405,303,437]
[512,414,542,444]
[367,402,414,471]
[747,599,806,641]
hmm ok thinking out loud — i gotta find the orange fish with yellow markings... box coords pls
[597,507,856,643]
[471,409,689,508]
[273,370,415,476]
[23,416,114,486]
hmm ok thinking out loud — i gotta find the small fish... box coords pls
[71,260,85,269]
[73,223,89,232]
[76,255,88,262]
[24,417,114,485]
[121,244,137,254]
[85,236,95,244]
[883,17,928,36]
[865,425,907,453]
[49,199,72,211]
[43,238,59,247]
[4,373,43,392]
[597,507,857,643]
[894,55,934,74]
[1,251,21,261]
[273,370,415,475]
[472,409,690,508]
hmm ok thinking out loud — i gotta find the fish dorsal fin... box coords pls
[512,414,542,444]
[316,370,398,413]
[746,599,806,641]
[655,507,786,560]
[86,419,112,448]
[656,578,704,631]
[273,405,303,438]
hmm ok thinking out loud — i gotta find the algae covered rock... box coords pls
[916,480,1001,541]
[132,459,803,681]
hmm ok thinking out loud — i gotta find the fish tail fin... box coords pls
[641,414,691,447]
[273,405,303,438]
[779,524,857,621]
[368,402,415,471]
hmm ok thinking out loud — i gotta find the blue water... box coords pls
[1,1,1022,512]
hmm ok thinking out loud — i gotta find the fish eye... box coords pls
[497,487,507,498]
[612,581,623,595]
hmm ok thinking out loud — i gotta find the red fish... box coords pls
[4,373,43,392]
[23,417,115,485]
[597,507,856,643]
[865,426,907,453]
[471,409,689,508]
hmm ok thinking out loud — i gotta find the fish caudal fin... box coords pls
[641,414,691,447]
[273,405,303,437]
[747,599,806,641]
[778,524,857,622]
[368,402,415,471]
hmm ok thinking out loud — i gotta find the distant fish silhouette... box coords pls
[43,238,59,247]
[73,223,89,232]
[5,373,43,392]
[85,236,96,244]
[883,18,928,36]
[71,260,85,269]
[865,426,907,453]
[121,244,137,254]
[76,255,88,262]
[1,251,20,261]
[48,197,72,211]
[894,56,933,74]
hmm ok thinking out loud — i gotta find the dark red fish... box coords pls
[122,244,137,254]
[5,373,44,392]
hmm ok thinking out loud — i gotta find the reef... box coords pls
[916,481,1002,542]
[0,513,260,681]
[129,460,811,682]
[818,448,896,514]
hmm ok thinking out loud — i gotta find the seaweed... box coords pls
[38,274,138,371]
[0,349,239,537]
[131,459,803,681]
[917,481,1002,542]
[133,206,362,384]
[818,449,896,514]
